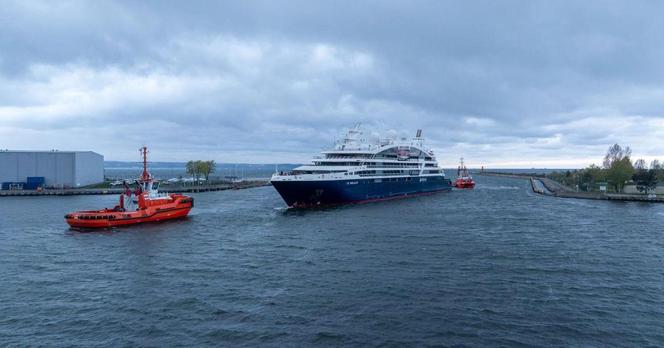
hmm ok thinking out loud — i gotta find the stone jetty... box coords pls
[479,172,664,203]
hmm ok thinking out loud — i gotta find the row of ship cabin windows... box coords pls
[292,169,441,175]
[325,153,433,160]
[342,170,441,176]
[324,154,434,161]
[313,161,437,167]
[348,170,441,176]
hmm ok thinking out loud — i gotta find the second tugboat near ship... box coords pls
[271,126,452,207]
[453,158,475,189]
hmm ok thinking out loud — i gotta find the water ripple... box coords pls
[1,177,663,346]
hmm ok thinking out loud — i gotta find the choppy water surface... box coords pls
[1,176,663,347]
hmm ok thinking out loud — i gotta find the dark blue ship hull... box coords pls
[271,176,452,207]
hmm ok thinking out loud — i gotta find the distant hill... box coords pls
[104,161,187,169]
[104,161,300,180]
[105,161,299,169]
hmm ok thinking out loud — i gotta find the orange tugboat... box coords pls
[453,158,475,189]
[65,147,193,229]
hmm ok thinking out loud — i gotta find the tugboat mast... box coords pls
[140,146,151,182]
[458,157,465,178]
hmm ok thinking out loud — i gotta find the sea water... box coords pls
[1,176,663,346]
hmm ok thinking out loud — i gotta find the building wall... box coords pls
[74,152,105,187]
[0,151,104,188]
[0,152,19,182]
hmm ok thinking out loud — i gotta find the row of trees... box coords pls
[633,159,662,194]
[547,144,663,194]
[186,160,216,182]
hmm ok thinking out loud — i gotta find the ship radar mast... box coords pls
[337,123,364,150]
[413,129,424,147]
[345,123,363,141]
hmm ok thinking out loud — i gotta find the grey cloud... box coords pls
[0,0,663,166]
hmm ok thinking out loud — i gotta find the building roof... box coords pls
[0,150,101,155]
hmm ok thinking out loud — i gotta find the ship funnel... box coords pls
[416,129,422,138]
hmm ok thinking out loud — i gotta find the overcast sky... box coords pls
[1,1,663,167]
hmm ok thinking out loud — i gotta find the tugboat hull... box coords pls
[453,179,476,189]
[65,195,193,229]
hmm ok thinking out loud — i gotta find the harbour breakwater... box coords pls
[0,180,270,197]
[478,172,664,203]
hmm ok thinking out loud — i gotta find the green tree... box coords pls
[634,158,647,171]
[186,160,197,183]
[186,160,205,183]
[186,160,216,184]
[202,160,216,181]
[633,169,657,194]
[651,159,664,182]
[586,164,605,185]
[607,157,634,192]
[194,161,207,183]
[603,144,632,169]
[579,170,592,191]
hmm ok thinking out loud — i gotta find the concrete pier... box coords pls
[530,178,552,195]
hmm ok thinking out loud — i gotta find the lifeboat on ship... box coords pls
[453,158,475,189]
[65,147,193,229]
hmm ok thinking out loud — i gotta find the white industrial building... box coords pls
[0,150,104,188]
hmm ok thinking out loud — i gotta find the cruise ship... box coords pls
[271,126,452,207]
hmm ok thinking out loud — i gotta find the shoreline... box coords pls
[478,172,664,203]
[0,180,271,197]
